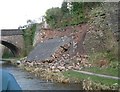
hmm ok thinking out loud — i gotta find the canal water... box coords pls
[1,61,82,90]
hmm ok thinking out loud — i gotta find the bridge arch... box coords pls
[1,41,19,57]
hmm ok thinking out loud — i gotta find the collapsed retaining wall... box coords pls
[22,24,91,78]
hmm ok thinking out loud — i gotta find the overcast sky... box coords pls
[0,0,63,29]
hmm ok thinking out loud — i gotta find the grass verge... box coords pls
[62,70,118,86]
[81,66,118,77]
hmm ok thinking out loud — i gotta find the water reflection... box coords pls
[0,61,3,64]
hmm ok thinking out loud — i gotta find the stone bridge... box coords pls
[1,29,24,57]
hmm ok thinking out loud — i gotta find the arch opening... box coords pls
[1,41,19,57]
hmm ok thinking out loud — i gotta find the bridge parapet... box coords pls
[1,29,23,36]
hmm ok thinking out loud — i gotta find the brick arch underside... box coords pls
[1,41,19,57]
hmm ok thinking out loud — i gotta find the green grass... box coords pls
[63,70,118,86]
[86,52,118,77]
[81,66,118,77]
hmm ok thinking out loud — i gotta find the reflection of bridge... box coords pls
[1,29,24,57]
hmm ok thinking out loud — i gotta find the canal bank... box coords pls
[13,57,119,90]
[1,61,82,90]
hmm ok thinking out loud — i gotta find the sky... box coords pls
[0,0,63,29]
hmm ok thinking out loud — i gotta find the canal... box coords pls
[1,61,82,90]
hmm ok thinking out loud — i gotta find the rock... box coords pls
[67,66,73,70]
[61,78,69,84]
[51,66,56,70]
[76,57,82,62]
[28,62,34,67]
[34,67,39,72]
[16,60,21,65]
[57,66,65,71]
[53,69,60,73]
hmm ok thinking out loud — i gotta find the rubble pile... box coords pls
[23,53,90,72]
[26,31,91,71]
[20,24,91,82]
[20,53,90,83]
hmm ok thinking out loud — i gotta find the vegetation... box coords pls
[63,70,119,88]
[45,7,63,28]
[22,23,36,56]
[81,66,118,77]
[2,48,14,58]
[45,2,101,28]
[68,51,119,89]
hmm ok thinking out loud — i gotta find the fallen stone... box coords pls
[27,36,71,62]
